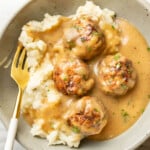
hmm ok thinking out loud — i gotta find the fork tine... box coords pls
[18,48,26,69]
[23,56,28,71]
[12,44,24,67]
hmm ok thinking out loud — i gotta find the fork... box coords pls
[4,44,29,150]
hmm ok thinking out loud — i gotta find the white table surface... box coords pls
[0,0,150,150]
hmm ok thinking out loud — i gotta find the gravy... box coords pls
[89,18,150,140]
[23,18,150,141]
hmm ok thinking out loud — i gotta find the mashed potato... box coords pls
[20,1,117,148]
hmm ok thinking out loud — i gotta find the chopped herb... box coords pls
[82,74,87,80]
[112,25,115,30]
[141,108,145,114]
[47,89,50,92]
[121,109,129,122]
[73,25,82,31]
[148,95,150,99]
[86,46,92,51]
[94,108,99,112]
[147,47,150,51]
[96,119,101,124]
[60,73,68,81]
[63,77,68,81]
[114,53,120,61]
[80,37,87,42]
[50,122,54,129]
[72,126,80,133]
[137,61,140,64]
[121,84,128,90]
[92,31,102,37]
[127,68,132,74]
[67,41,75,50]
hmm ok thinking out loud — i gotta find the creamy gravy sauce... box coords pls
[23,18,150,140]
[89,18,150,140]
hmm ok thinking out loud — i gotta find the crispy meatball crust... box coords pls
[53,58,94,96]
[98,53,137,96]
[65,15,106,60]
[65,96,107,136]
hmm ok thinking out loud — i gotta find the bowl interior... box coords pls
[0,0,150,150]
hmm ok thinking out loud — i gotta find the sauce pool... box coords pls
[89,18,150,140]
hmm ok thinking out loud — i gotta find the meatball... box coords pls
[65,96,107,136]
[64,15,106,60]
[98,53,136,96]
[53,58,94,96]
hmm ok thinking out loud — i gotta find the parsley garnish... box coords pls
[80,37,86,42]
[112,25,115,30]
[73,25,82,31]
[86,46,92,51]
[61,73,68,81]
[141,108,145,114]
[114,53,120,61]
[92,31,102,37]
[147,47,150,51]
[94,108,99,112]
[63,77,68,81]
[72,126,80,133]
[50,122,54,129]
[67,41,75,50]
[121,109,129,122]
[121,84,128,90]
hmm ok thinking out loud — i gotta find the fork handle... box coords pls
[4,118,18,150]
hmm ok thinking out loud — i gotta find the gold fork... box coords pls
[5,44,29,150]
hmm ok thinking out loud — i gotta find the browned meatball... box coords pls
[53,58,94,96]
[65,96,107,136]
[64,15,106,60]
[98,53,136,96]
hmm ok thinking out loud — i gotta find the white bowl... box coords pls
[0,0,150,150]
